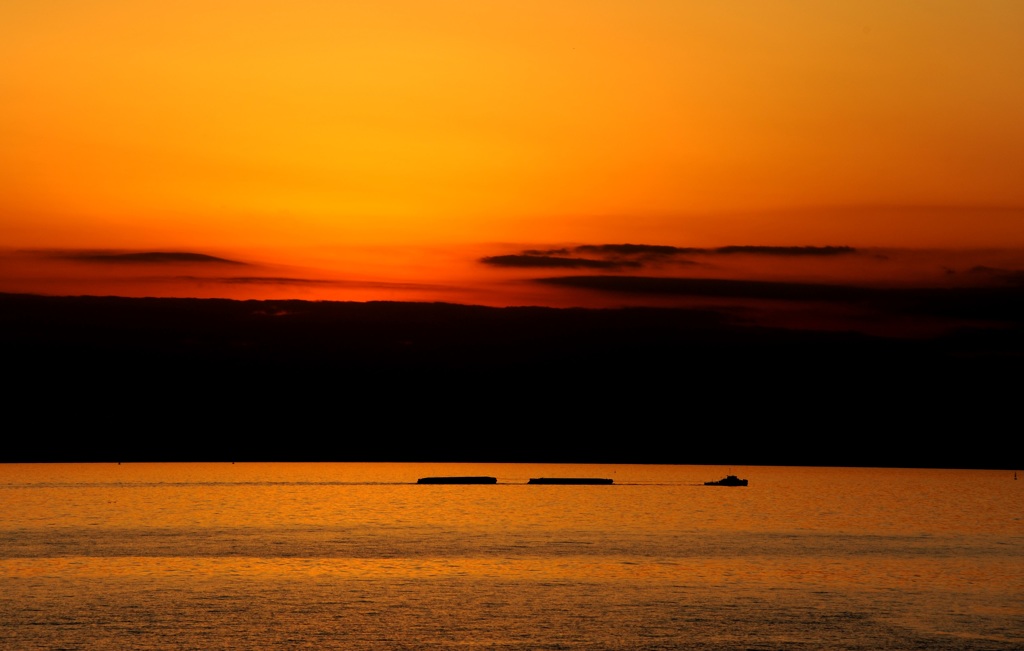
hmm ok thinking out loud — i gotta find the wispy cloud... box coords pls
[712,246,855,256]
[480,254,639,270]
[56,251,247,265]
[573,244,856,257]
[573,244,702,257]
[482,244,858,273]
[966,266,1024,285]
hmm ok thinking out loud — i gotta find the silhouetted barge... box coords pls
[528,477,614,485]
[417,476,497,484]
[704,475,748,486]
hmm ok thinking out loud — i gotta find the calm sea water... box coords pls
[1,463,1020,650]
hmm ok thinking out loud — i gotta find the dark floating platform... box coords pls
[417,476,498,484]
[704,475,748,486]
[528,477,614,485]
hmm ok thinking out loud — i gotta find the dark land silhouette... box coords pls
[2,292,1019,468]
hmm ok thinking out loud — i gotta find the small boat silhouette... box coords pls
[704,475,748,486]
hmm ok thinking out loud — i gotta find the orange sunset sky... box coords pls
[2,1,1023,305]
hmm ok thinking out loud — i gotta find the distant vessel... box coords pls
[417,476,497,484]
[704,475,748,486]
[528,477,614,485]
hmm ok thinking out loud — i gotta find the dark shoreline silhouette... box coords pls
[2,292,1018,469]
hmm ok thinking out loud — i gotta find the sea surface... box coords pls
[1,463,1020,650]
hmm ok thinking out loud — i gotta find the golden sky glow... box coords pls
[3,1,1024,251]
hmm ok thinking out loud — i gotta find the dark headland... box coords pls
[1,292,1019,469]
